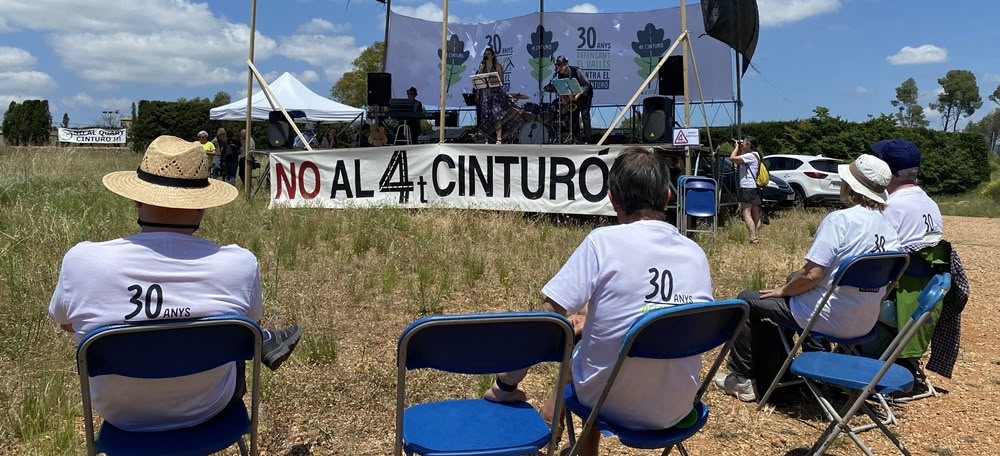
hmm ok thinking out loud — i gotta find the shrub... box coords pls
[981,179,1000,203]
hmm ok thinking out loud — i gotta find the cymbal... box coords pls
[510,93,529,100]
[542,84,556,93]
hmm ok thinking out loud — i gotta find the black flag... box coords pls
[701,0,759,76]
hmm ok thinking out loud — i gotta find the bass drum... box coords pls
[517,121,555,144]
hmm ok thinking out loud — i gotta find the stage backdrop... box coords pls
[269,144,627,215]
[385,5,734,108]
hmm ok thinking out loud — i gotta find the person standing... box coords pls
[237,128,256,185]
[403,87,425,141]
[474,47,515,144]
[554,56,593,144]
[197,130,217,176]
[730,137,762,244]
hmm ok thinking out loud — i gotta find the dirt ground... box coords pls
[257,215,998,456]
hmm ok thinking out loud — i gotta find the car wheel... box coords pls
[792,188,805,209]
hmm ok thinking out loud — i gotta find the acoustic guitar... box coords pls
[368,124,388,146]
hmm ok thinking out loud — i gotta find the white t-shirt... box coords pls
[542,220,713,430]
[790,205,901,337]
[49,232,264,432]
[885,186,943,248]
[737,152,760,189]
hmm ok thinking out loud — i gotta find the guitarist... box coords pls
[554,56,593,143]
[368,118,389,147]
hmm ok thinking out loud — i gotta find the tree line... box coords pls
[891,71,1000,150]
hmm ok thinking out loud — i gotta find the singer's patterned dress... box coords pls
[475,61,520,140]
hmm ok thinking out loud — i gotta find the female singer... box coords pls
[475,47,516,144]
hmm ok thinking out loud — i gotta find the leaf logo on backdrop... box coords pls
[437,35,470,92]
[632,23,670,79]
[526,25,559,82]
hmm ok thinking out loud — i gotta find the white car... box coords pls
[760,154,843,208]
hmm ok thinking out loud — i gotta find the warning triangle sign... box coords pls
[674,130,689,145]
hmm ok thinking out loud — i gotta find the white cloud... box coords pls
[392,3,463,23]
[297,18,351,35]
[566,3,600,13]
[297,70,321,84]
[852,86,873,96]
[0,17,13,33]
[279,35,365,82]
[64,92,94,108]
[0,46,37,71]
[0,71,58,112]
[886,45,948,65]
[758,0,841,27]
[0,0,278,86]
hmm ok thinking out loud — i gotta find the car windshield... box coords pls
[810,159,839,173]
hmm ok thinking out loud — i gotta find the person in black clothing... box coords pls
[554,56,593,144]
[403,87,424,140]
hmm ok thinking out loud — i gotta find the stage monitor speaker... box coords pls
[266,122,290,149]
[658,55,684,96]
[367,72,392,106]
[641,96,675,143]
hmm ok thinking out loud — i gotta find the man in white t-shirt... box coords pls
[484,147,714,456]
[716,154,901,402]
[730,137,763,243]
[49,135,302,432]
[873,139,944,247]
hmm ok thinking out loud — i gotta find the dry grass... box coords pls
[1,146,997,455]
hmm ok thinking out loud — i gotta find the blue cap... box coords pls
[871,139,920,173]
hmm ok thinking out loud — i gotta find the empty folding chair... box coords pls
[77,315,263,456]
[395,312,574,456]
[563,300,750,456]
[792,273,951,456]
[677,176,717,237]
[756,251,909,420]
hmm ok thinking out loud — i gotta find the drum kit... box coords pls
[505,91,570,144]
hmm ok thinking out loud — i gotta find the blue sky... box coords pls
[2,0,998,129]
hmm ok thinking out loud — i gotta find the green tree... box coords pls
[890,78,929,128]
[212,91,232,107]
[331,41,385,108]
[965,108,1000,151]
[990,84,1000,106]
[61,112,69,128]
[932,70,983,132]
[2,100,52,145]
[131,101,137,121]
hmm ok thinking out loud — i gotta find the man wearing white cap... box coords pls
[717,154,901,402]
[49,135,302,432]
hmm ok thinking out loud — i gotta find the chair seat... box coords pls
[563,386,709,450]
[96,397,250,456]
[791,352,914,395]
[402,399,551,455]
[772,319,877,346]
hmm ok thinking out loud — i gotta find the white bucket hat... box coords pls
[838,154,891,204]
[102,135,238,209]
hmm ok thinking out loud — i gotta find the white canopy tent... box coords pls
[210,72,364,122]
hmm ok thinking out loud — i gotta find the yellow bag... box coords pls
[754,153,769,188]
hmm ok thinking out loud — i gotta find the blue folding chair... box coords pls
[562,300,750,456]
[756,251,910,415]
[676,176,717,237]
[394,312,574,456]
[792,273,951,456]
[76,315,262,456]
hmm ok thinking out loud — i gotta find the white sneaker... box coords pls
[715,372,756,402]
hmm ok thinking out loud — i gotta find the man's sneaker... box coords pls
[262,324,302,371]
[715,372,756,402]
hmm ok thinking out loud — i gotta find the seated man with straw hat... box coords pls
[48,135,303,432]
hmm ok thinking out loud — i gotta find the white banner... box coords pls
[386,6,733,108]
[269,144,626,215]
[58,128,127,144]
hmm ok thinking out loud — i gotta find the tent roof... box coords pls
[209,72,364,122]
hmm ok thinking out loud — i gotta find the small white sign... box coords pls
[673,128,699,146]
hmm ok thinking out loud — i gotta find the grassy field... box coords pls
[1,146,996,455]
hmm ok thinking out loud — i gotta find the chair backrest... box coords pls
[623,300,749,359]
[78,315,261,379]
[397,312,573,374]
[909,273,951,323]
[832,252,909,291]
[681,177,717,217]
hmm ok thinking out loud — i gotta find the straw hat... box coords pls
[102,135,239,209]
[838,154,891,204]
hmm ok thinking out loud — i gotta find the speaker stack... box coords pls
[367,72,392,106]
[641,96,675,143]
[657,55,684,96]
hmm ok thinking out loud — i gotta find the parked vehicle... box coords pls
[761,175,796,209]
[760,154,843,208]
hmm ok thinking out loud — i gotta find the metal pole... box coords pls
[735,51,742,138]
[438,0,449,144]
[681,1,692,175]
[539,0,545,143]
[382,0,391,72]
[243,0,257,197]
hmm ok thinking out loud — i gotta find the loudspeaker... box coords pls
[658,55,684,96]
[266,110,307,149]
[367,72,392,106]
[642,96,674,143]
